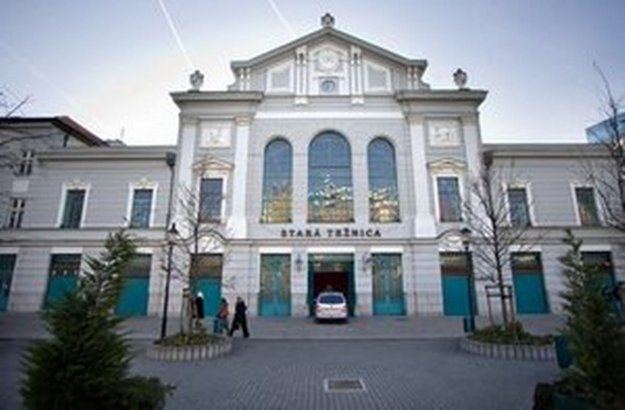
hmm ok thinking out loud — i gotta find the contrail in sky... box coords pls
[267,0,296,37]
[156,0,195,70]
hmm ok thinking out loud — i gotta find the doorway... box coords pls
[308,253,355,316]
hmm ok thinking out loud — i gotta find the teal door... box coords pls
[513,273,548,314]
[259,254,291,316]
[512,253,549,314]
[115,255,150,316]
[192,278,221,317]
[190,254,223,317]
[0,255,17,312]
[372,254,405,315]
[442,276,471,316]
[115,278,149,316]
[440,253,474,316]
[44,254,81,308]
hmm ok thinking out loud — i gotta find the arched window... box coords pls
[308,132,353,222]
[261,138,292,223]
[368,137,400,222]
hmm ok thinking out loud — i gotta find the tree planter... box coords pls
[146,337,232,361]
[552,393,597,410]
[459,337,555,361]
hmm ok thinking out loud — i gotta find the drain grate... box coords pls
[324,378,366,393]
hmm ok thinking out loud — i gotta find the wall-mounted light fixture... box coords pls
[361,252,372,272]
[294,253,304,272]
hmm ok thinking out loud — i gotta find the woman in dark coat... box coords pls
[229,296,250,338]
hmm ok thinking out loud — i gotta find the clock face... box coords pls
[320,79,337,94]
[318,49,339,71]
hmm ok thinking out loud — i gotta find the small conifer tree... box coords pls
[21,230,172,409]
[558,230,625,408]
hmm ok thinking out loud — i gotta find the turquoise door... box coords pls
[0,255,17,312]
[442,276,471,316]
[44,254,81,308]
[513,273,548,314]
[259,254,291,316]
[372,254,405,315]
[192,278,221,317]
[115,255,150,316]
[440,252,474,316]
[115,278,149,316]
[512,253,549,314]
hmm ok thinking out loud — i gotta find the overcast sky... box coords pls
[1,1,624,145]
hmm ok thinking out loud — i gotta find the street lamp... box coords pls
[160,223,178,339]
[460,227,476,333]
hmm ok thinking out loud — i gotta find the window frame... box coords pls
[505,182,534,227]
[307,131,354,223]
[434,174,463,223]
[17,149,34,176]
[571,183,602,226]
[126,182,157,229]
[7,197,26,228]
[367,137,400,223]
[261,137,293,224]
[57,183,90,229]
[198,172,228,224]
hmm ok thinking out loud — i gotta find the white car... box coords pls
[315,292,348,322]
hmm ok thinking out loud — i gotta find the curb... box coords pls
[146,338,232,361]
[459,337,555,361]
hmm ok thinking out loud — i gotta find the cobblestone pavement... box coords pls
[1,338,560,410]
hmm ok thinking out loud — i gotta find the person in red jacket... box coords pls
[216,298,229,334]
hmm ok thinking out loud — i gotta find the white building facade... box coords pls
[1,15,623,319]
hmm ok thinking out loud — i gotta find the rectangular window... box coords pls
[437,177,462,222]
[129,189,153,228]
[61,189,85,229]
[122,254,152,277]
[575,187,600,226]
[199,178,223,222]
[17,150,34,176]
[7,198,26,228]
[508,187,531,227]
[190,254,223,278]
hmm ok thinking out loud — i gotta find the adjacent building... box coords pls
[1,15,623,319]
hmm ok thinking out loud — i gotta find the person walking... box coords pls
[216,297,229,334]
[229,296,250,338]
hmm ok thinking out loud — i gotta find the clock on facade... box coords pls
[320,79,338,94]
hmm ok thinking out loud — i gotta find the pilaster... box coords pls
[228,116,251,238]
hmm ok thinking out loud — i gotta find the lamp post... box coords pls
[460,227,475,333]
[160,223,178,339]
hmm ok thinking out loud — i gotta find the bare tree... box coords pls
[585,66,625,231]
[463,152,537,327]
[160,184,232,335]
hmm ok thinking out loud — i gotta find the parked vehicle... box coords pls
[315,292,348,322]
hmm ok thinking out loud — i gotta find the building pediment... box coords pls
[427,158,466,173]
[192,155,233,173]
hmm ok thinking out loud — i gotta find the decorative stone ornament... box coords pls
[321,13,335,28]
[453,68,468,90]
[189,69,204,91]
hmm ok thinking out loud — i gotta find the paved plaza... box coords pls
[0,315,562,409]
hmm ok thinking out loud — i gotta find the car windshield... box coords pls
[318,294,344,304]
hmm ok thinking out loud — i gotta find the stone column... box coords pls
[407,114,436,237]
[228,117,250,239]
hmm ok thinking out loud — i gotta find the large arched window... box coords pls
[261,138,292,223]
[308,132,353,222]
[368,137,400,222]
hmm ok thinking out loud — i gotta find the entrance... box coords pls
[511,253,549,314]
[259,254,291,316]
[440,252,476,316]
[115,254,151,316]
[0,255,16,312]
[190,254,223,317]
[308,253,355,316]
[44,254,81,309]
